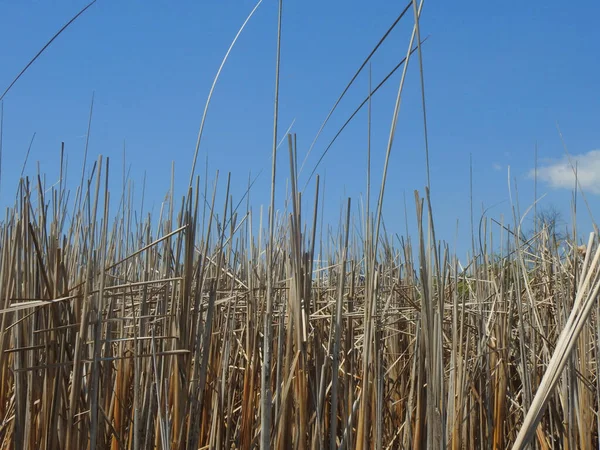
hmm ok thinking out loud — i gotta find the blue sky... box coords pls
[1,1,599,256]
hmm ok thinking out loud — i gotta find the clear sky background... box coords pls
[1,1,599,257]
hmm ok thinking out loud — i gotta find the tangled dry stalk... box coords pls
[1,1,598,449]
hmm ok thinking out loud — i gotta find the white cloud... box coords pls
[492,163,502,171]
[529,150,600,194]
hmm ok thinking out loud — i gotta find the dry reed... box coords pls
[1,3,598,450]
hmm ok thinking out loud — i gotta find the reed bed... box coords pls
[2,2,600,449]
[0,140,598,450]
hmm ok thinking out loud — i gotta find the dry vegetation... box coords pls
[1,1,600,449]
[0,145,599,449]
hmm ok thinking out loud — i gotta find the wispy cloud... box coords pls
[492,163,502,171]
[529,150,600,194]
